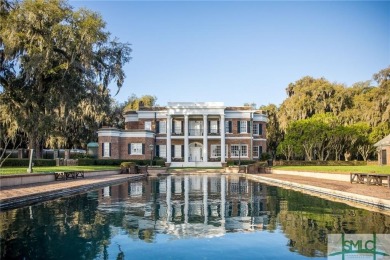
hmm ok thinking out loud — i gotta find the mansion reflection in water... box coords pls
[97,175,268,238]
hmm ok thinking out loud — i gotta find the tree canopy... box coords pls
[0,0,131,156]
[272,67,390,161]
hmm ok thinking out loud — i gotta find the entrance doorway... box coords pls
[189,142,203,162]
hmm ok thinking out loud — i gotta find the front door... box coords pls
[190,147,202,162]
[382,149,387,165]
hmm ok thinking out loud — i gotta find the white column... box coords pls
[166,175,172,222]
[203,114,208,162]
[167,115,171,163]
[184,175,189,223]
[220,114,226,163]
[203,175,208,224]
[184,115,189,163]
[221,175,226,224]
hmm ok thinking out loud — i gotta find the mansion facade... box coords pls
[98,102,267,167]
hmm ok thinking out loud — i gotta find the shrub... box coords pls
[78,159,96,166]
[154,159,166,167]
[120,162,136,168]
[260,153,271,161]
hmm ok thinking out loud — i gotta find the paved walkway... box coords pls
[258,174,390,200]
[0,174,144,210]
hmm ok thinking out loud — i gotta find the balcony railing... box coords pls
[171,129,221,136]
[189,129,203,136]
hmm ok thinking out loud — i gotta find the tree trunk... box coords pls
[27,132,43,159]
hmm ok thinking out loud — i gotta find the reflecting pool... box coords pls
[1,175,389,259]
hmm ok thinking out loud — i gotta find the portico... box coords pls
[166,102,226,167]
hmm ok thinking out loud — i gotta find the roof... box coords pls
[87,142,99,148]
[373,134,390,147]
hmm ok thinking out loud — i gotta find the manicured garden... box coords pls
[273,165,390,174]
[0,166,120,175]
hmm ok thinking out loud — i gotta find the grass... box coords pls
[273,165,390,174]
[0,165,120,175]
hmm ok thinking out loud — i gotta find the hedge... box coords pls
[272,160,368,166]
[226,160,257,166]
[78,158,166,167]
[1,159,56,167]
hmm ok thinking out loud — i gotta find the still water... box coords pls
[1,174,389,259]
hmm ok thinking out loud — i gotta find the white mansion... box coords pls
[98,102,267,167]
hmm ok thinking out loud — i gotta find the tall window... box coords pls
[174,145,182,158]
[253,146,259,158]
[159,121,166,134]
[225,121,230,133]
[253,124,259,135]
[211,145,221,157]
[159,145,166,158]
[210,120,218,134]
[174,120,182,134]
[130,143,143,155]
[144,121,152,131]
[103,142,110,157]
[240,120,247,133]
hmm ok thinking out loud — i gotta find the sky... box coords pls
[70,1,389,107]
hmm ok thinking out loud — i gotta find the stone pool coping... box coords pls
[0,170,121,187]
[0,174,144,211]
[246,174,390,214]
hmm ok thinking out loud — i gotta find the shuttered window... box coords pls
[240,121,247,133]
[130,143,143,155]
[174,145,182,158]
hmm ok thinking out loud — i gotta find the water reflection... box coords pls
[1,174,389,260]
[97,175,268,240]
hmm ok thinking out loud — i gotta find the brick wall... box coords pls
[98,136,120,159]
[120,137,155,160]
[125,121,139,130]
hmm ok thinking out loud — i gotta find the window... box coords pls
[240,145,248,157]
[225,121,230,133]
[231,145,240,157]
[174,145,182,158]
[230,144,248,157]
[240,120,247,133]
[253,124,259,135]
[211,145,221,157]
[159,121,166,134]
[103,142,110,157]
[159,145,166,158]
[130,143,143,155]
[174,120,182,134]
[210,120,218,134]
[253,146,259,158]
[145,121,152,131]
[211,145,228,158]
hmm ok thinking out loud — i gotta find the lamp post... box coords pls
[149,144,154,166]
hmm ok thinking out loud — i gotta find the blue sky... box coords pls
[71,1,389,107]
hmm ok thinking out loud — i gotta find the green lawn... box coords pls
[0,165,120,175]
[272,165,390,174]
